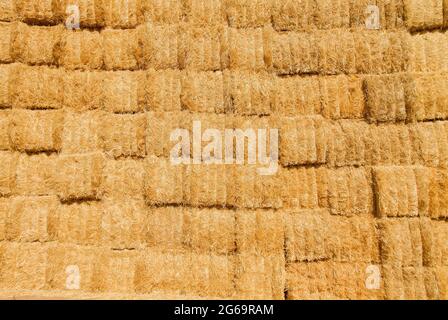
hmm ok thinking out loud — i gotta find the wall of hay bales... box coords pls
[0,0,447,299]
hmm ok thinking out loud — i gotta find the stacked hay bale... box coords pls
[0,0,447,300]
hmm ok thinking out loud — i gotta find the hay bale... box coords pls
[271,0,315,31]
[0,110,10,150]
[225,0,271,28]
[10,64,63,109]
[0,64,13,108]
[139,23,179,69]
[100,113,146,159]
[63,70,103,111]
[349,0,405,29]
[141,0,183,24]
[280,167,318,209]
[57,202,102,246]
[272,76,320,116]
[279,117,327,166]
[55,152,105,201]
[404,0,443,31]
[179,25,227,71]
[143,206,183,250]
[102,28,140,71]
[317,30,357,75]
[224,70,272,115]
[10,109,64,153]
[101,199,145,250]
[102,71,145,113]
[181,71,224,113]
[364,74,407,123]
[103,159,144,200]
[56,29,103,70]
[0,243,47,290]
[266,28,319,75]
[445,0,448,28]
[55,0,104,28]
[61,110,103,154]
[409,123,440,167]
[14,0,59,24]
[184,0,224,26]
[6,196,58,242]
[314,0,350,29]
[0,22,12,63]
[135,250,235,297]
[15,153,56,196]
[406,32,448,73]
[235,254,285,299]
[429,169,448,219]
[0,0,15,21]
[0,198,7,240]
[99,0,141,28]
[0,151,18,196]
[228,27,267,71]
[146,69,182,112]
[11,22,62,66]
[143,157,184,205]
[317,167,373,216]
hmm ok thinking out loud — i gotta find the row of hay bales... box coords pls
[1,63,448,121]
[1,0,447,31]
[1,149,448,218]
[2,21,448,74]
[0,208,446,299]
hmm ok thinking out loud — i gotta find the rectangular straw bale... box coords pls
[224,0,272,28]
[349,0,405,29]
[45,244,99,291]
[225,165,267,209]
[10,109,64,153]
[179,25,227,71]
[279,117,327,166]
[271,0,315,31]
[101,199,145,250]
[102,71,145,113]
[406,32,448,73]
[15,154,56,196]
[280,167,318,209]
[14,0,58,24]
[57,202,102,246]
[317,30,356,75]
[56,29,103,70]
[434,121,448,168]
[6,196,58,242]
[61,110,103,154]
[0,0,15,21]
[409,122,440,167]
[184,0,224,26]
[314,0,350,29]
[183,164,227,207]
[364,74,407,123]
[224,70,272,115]
[287,261,383,300]
[272,76,320,116]
[0,64,13,107]
[284,209,331,263]
[406,73,448,122]
[373,166,421,218]
[146,111,189,158]
[0,198,7,240]
[143,157,184,205]
[63,70,103,111]
[144,206,184,251]
[10,64,63,109]
[99,0,141,28]
[181,71,224,113]
[55,152,105,201]
[0,151,18,196]
[266,29,319,75]
[146,69,182,112]
[0,22,12,63]
[431,221,448,266]
[234,254,284,299]
[0,243,47,290]
[0,110,10,150]
[404,0,443,31]
[55,0,104,28]
[445,0,448,27]
[100,113,146,159]
[429,169,448,219]
[103,159,144,200]
[11,22,62,65]
[140,0,183,24]
[102,28,140,71]
[134,250,235,297]
[138,23,179,69]
[228,27,267,71]
[235,210,284,255]
[317,167,373,216]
